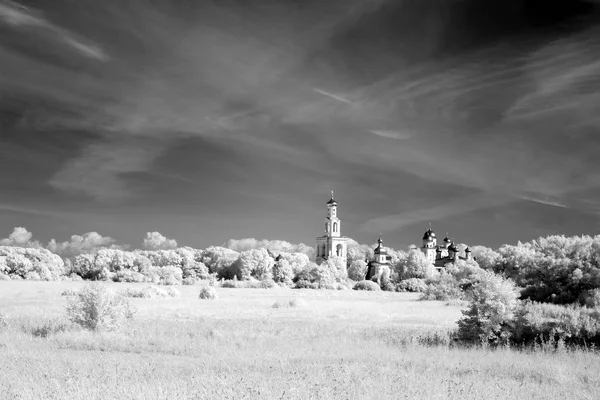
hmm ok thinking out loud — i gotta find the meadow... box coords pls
[1,281,599,400]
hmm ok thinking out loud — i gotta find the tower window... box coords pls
[333,222,338,232]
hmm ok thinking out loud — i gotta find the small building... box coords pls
[366,236,391,282]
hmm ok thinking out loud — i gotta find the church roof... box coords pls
[374,236,388,254]
[448,242,459,252]
[327,191,337,205]
[422,228,436,240]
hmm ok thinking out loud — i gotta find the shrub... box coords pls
[510,301,600,348]
[182,277,197,286]
[294,280,319,290]
[380,276,395,292]
[581,288,600,308]
[120,286,179,299]
[456,270,520,345]
[272,298,305,308]
[22,318,73,338]
[397,278,427,293]
[220,279,277,289]
[165,287,180,298]
[199,286,217,300]
[157,266,183,285]
[113,270,145,283]
[353,280,381,291]
[420,275,463,301]
[0,311,7,330]
[0,273,10,281]
[61,289,79,297]
[65,283,137,331]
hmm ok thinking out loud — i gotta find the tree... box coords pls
[457,270,520,345]
[470,246,501,271]
[231,248,274,280]
[321,256,347,281]
[400,249,436,280]
[272,258,293,284]
[201,246,240,275]
[348,259,368,281]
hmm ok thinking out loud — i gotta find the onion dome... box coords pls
[465,247,472,253]
[374,236,387,254]
[327,191,337,206]
[448,242,458,252]
[422,228,436,240]
[443,234,452,243]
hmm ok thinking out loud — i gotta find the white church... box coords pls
[315,192,349,263]
[315,193,472,269]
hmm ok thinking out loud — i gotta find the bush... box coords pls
[65,283,137,331]
[165,287,180,298]
[157,266,183,285]
[456,270,520,345]
[61,289,79,297]
[353,280,381,291]
[220,279,277,289]
[397,278,427,293]
[272,298,305,308]
[581,288,600,308]
[199,286,217,300]
[0,311,7,330]
[0,274,10,281]
[420,275,463,301]
[182,277,197,286]
[510,301,600,348]
[380,276,395,292]
[22,318,73,338]
[113,270,145,283]
[294,279,320,290]
[120,286,179,299]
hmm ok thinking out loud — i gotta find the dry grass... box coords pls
[0,281,599,399]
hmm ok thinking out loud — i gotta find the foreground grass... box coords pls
[1,282,599,399]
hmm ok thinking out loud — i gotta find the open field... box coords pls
[1,282,599,399]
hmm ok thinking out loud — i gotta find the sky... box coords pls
[1,0,600,250]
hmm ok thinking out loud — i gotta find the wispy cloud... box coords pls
[312,88,352,104]
[0,203,59,217]
[368,129,412,140]
[361,193,515,234]
[0,0,108,61]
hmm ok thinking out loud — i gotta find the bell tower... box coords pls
[325,191,341,237]
[316,192,349,263]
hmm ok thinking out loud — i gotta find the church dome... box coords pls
[422,229,436,240]
[327,191,337,206]
[443,235,452,243]
[465,247,472,253]
[448,242,458,252]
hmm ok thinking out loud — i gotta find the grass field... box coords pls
[1,281,599,399]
